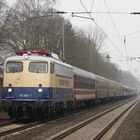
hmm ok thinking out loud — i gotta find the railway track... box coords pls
[0,120,42,138]
[47,98,140,140]
[0,119,16,127]
[0,108,97,139]
[0,97,138,139]
[0,117,10,122]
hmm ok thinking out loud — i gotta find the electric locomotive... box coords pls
[2,50,74,119]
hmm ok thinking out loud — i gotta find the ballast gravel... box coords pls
[110,101,140,140]
[0,97,138,140]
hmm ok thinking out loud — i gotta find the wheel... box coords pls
[8,106,14,118]
[27,107,34,120]
[42,106,51,118]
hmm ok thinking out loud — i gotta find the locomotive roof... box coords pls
[73,67,96,79]
[5,55,72,68]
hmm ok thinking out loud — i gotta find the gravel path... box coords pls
[110,101,140,140]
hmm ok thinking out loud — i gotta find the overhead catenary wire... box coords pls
[90,0,95,12]
[78,0,135,74]
[103,0,124,44]
[2,1,136,20]
[103,0,131,71]
[2,1,137,18]
[69,11,133,15]
[125,30,140,36]
[78,0,125,58]
[72,14,94,20]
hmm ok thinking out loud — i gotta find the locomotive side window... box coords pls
[29,62,48,73]
[55,63,73,78]
[6,62,23,73]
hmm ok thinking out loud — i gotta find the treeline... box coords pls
[0,0,139,88]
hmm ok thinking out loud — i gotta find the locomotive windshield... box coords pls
[29,62,48,73]
[6,62,23,73]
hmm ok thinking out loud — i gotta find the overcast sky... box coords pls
[55,0,140,78]
[8,0,140,78]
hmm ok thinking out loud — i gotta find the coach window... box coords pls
[6,62,23,73]
[29,62,48,73]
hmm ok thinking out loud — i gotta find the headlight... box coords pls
[8,88,12,92]
[24,54,29,60]
[38,88,43,93]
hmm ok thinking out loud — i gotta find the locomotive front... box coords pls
[2,54,53,119]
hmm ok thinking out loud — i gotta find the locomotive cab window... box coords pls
[29,62,48,73]
[6,62,23,73]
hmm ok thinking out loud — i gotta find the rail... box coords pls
[47,98,140,140]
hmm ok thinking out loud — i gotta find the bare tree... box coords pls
[2,0,62,52]
[0,0,9,49]
[92,28,106,53]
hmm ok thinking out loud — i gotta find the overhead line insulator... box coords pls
[130,12,140,15]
